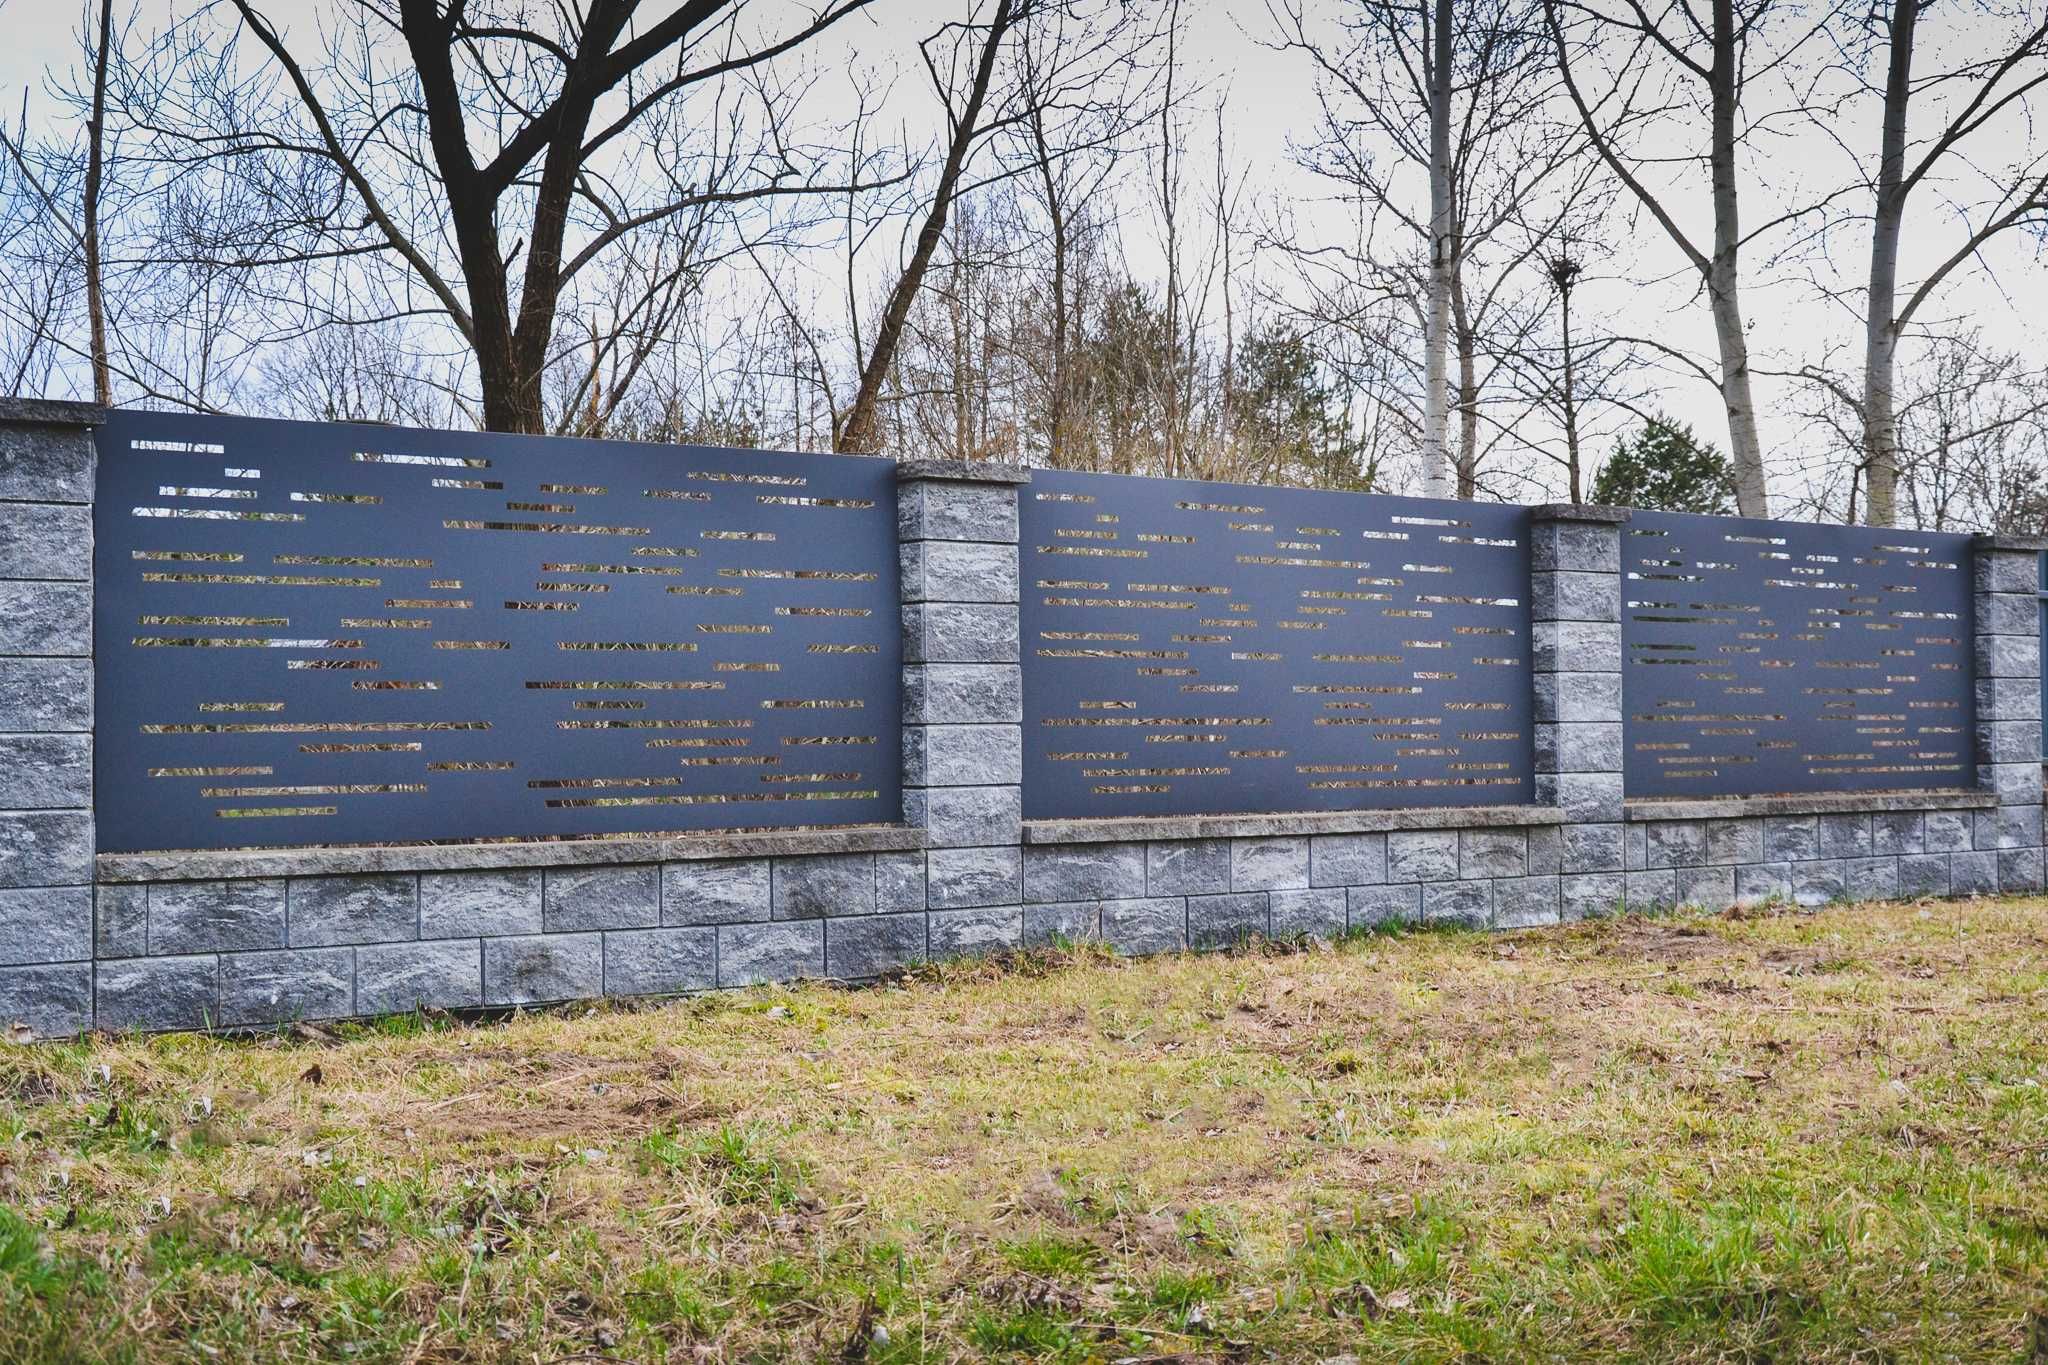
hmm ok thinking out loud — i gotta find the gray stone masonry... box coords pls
[0,400,101,1039]
[1530,507,1626,872]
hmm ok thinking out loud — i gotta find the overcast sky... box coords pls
[1,1,2040,505]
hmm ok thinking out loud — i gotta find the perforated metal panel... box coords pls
[94,410,900,852]
[1622,509,1974,797]
[1020,468,1533,819]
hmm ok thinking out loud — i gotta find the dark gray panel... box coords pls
[94,411,900,851]
[1622,509,1973,797]
[1019,468,1533,819]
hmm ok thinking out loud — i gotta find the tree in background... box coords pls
[1590,415,1738,514]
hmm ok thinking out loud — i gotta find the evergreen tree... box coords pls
[1590,415,1739,514]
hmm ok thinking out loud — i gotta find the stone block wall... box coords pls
[4,401,2043,1036]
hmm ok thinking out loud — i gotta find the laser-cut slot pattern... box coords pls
[95,410,900,851]
[1021,468,1532,818]
[1621,508,1974,797]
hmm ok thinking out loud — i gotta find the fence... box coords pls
[0,398,2039,1036]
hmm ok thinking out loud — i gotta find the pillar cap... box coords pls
[1972,533,2048,553]
[0,397,107,427]
[1528,502,1630,524]
[895,458,1031,485]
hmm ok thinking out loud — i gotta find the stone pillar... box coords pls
[1970,534,2045,893]
[1529,504,1630,920]
[896,459,1030,953]
[0,399,103,1038]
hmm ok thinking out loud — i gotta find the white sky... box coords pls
[1,0,2041,507]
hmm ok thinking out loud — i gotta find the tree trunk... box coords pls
[840,0,1018,455]
[1709,0,1768,516]
[1558,274,1582,504]
[1863,0,1916,526]
[1452,268,1478,498]
[83,0,114,406]
[1419,0,1455,498]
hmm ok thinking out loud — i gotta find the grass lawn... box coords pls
[3,898,2047,1362]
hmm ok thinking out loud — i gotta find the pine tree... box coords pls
[1590,415,1740,515]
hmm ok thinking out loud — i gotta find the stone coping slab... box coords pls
[1022,804,1568,844]
[1623,789,1995,822]
[97,824,925,883]
[895,458,1032,485]
[1974,533,2048,553]
[1529,503,1631,523]
[0,397,107,426]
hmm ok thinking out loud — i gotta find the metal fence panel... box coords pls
[1020,468,1533,819]
[1622,509,1974,798]
[94,410,901,852]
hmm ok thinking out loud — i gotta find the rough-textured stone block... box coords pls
[1897,853,1949,899]
[604,928,716,996]
[1536,772,1623,822]
[1980,761,2044,806]
[1269,887,1346,938]
[1023,901,1101,946]
[1101,897,1187,955]
[1460,828,1527,879]
[0,885,88,965]
[827,913,927,978]
[153,878,287,955]
[1493,876,1560,928]
[1561,822,1624,874]
[1309,833,1385,888]
[1675,864,1735,911]
[1975,550,2037,595]
[219,948,353,1026]
[718,921,824,986]
[906,784,1021,848]
[97,955,217,1032]
[902,601,1019,663]
[95,883,147,958]
[903,724,1022,787]
[1560,872,1624,921]
[1977,590,2038,636]
[1625,824,1646,871]
[1230,837,1308,891]
[899,539,1018,604]
[1530,519,1621,573]
[1949,851,1997,896]
[1818,814,1873,860]
[1792,861,1847,907]
[1763,816,1820,864]
[1531,570,1619,623]
[0,961,91,1038]
[1975,674,2041,722]
[927,845,1018,908]
[0,580,89,656]
[1846,857,1899,902]
[0,810,92,889]
[1977,719,2043,765]
[1998,846,2042,893]
[1974,632,2038,678]
[1533,672,1622,725]
[1924,810,1974,853]
[1706,818,1764,866]
[0,421,94,502]
[1349,883,1420,927]
[484,933,603,1005]
[0,734,89,809]
[930,907,1020,958]
[420,869,542,938]
[1872,812,1925,857]
[1534,722,1623,774]
[1530,619,1621,672]
[543,864,659,932]
[1624,868,1676,910]
[663,858,771,925]
[0,501,90,579]
[289,874,417,948]
[1975,803,2043,851]
[1423,879,1489,927]
[772,853,876,920]
[1148,840,1231,895]
[0,657,91,731]
[875,850,928,913]
[1644,821,1709,870]
[1024,842,1145,904]
[1526,824,1563,876]
[1386,830,1458,883]
[357,940,482,1015]
[898,479,1018,543]
[1188,892,1266,948]
[902,663,1022,724]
